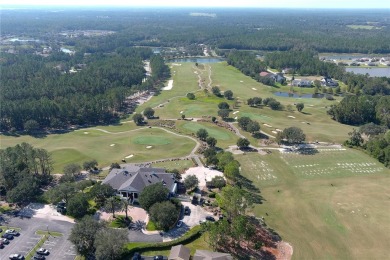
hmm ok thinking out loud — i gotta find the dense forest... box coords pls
[0,143,52,203]
[0,48,169,131]
[2,8,390,54]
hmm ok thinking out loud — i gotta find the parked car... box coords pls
[0,228,2,232]
[0,242,4,249]
[33,255,45,260]
[132,252,141,260]
[9,254,24,260]
[176,220,183,227]
[205,216,215,222]
[2,234,14,240]
[153,256,164,260]
[1,238,10,244]
[184,206,190,215]
[5,230,20,236]
[36,248,49,255]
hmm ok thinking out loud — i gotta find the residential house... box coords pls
[259,71,270,77]
[321,77,339,87]
[292,79,312,87]
[168,245,190,260]
[270,73,286,83]
[102,164,177,204]
[193,250,233,260]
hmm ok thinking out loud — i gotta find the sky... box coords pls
[1,0,390,9]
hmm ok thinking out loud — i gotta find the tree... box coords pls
[211,176,226,189]
[238,117,251,131]
[282,127,306,144]
[216,151,234,171]
[69,216,106,257]
[211,86,221,96]
[346,128,363,147]
[268,100,283,110]
[24,119,39,133]
[94,228,128,260]
[133,113,145,125]
[211,116,217,123]
[252,97,262,106]
[224,90,233,100]
[83,160,98,171]
[196,128,209,141]
[237,138,250,148]
[67,193,89,218]
[181,114,185,119]
[206,136,217,147]
[296,103,304,112]
[63,163,82,177]
[139,183,169,212]
[359,123,387,137]
[216,185,252,221]
[186,92,195,100]
[224,160,240,181]
[218,102,230,110]
[247,121,260,134]
[143,107,155,119]
[7,177,41,204]
[184,175,199,190]
[89,183,115,208]
[149,201,180,231]
[218,109,230,119]
[103,196,123,218]
[45,182,76,204]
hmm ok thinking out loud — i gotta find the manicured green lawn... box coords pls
[176,120,238,149]
[152,159,195,172]
[135,233,211,258]
[237,149,390,260]
[0,126,196,173]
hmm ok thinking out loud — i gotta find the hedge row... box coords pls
[123,225,203,258]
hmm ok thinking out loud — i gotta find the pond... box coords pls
[169,57,225,63]
[345,67,390,77]
[273,92,325,99]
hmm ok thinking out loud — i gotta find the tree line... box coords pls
[0,49,169,132]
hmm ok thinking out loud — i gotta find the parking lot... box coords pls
[0,216,76,259]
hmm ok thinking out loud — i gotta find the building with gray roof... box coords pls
[102,164,177,204]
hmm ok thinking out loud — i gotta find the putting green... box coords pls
[182,122,231,140]
[132,136,172,145]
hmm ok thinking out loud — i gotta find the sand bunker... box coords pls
[287,115,296,118]
[240,80,243,83]
[84,132,89,134]
[194,71,198,74]
[272,131,278,134]
[172,63,182,66]
[263,123,273,128]
[161,80,173,90]
[125,154,134,158]
[180,111,184,114]
[252,88,257,90]
[276,129,283,132]
[234,116,238,120]
[146,146,153,149]
[233,111,240,115]
[110,144,115,147]
[182,167,225,188]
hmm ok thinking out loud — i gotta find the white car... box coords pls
[36,248,49,255]
[176,220,183,227]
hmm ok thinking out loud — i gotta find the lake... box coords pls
[169,57,225,63]
[346,67,390,77]
[273,92,325,99]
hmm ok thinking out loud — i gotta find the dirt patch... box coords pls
[262,241,293,260]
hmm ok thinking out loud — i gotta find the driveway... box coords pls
[161,201,213,242]
[0,216,76,260]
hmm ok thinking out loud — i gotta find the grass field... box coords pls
[0,126,196,173]
[238,149,390,259]
[152,159,194,172]
[176,120,238,149]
